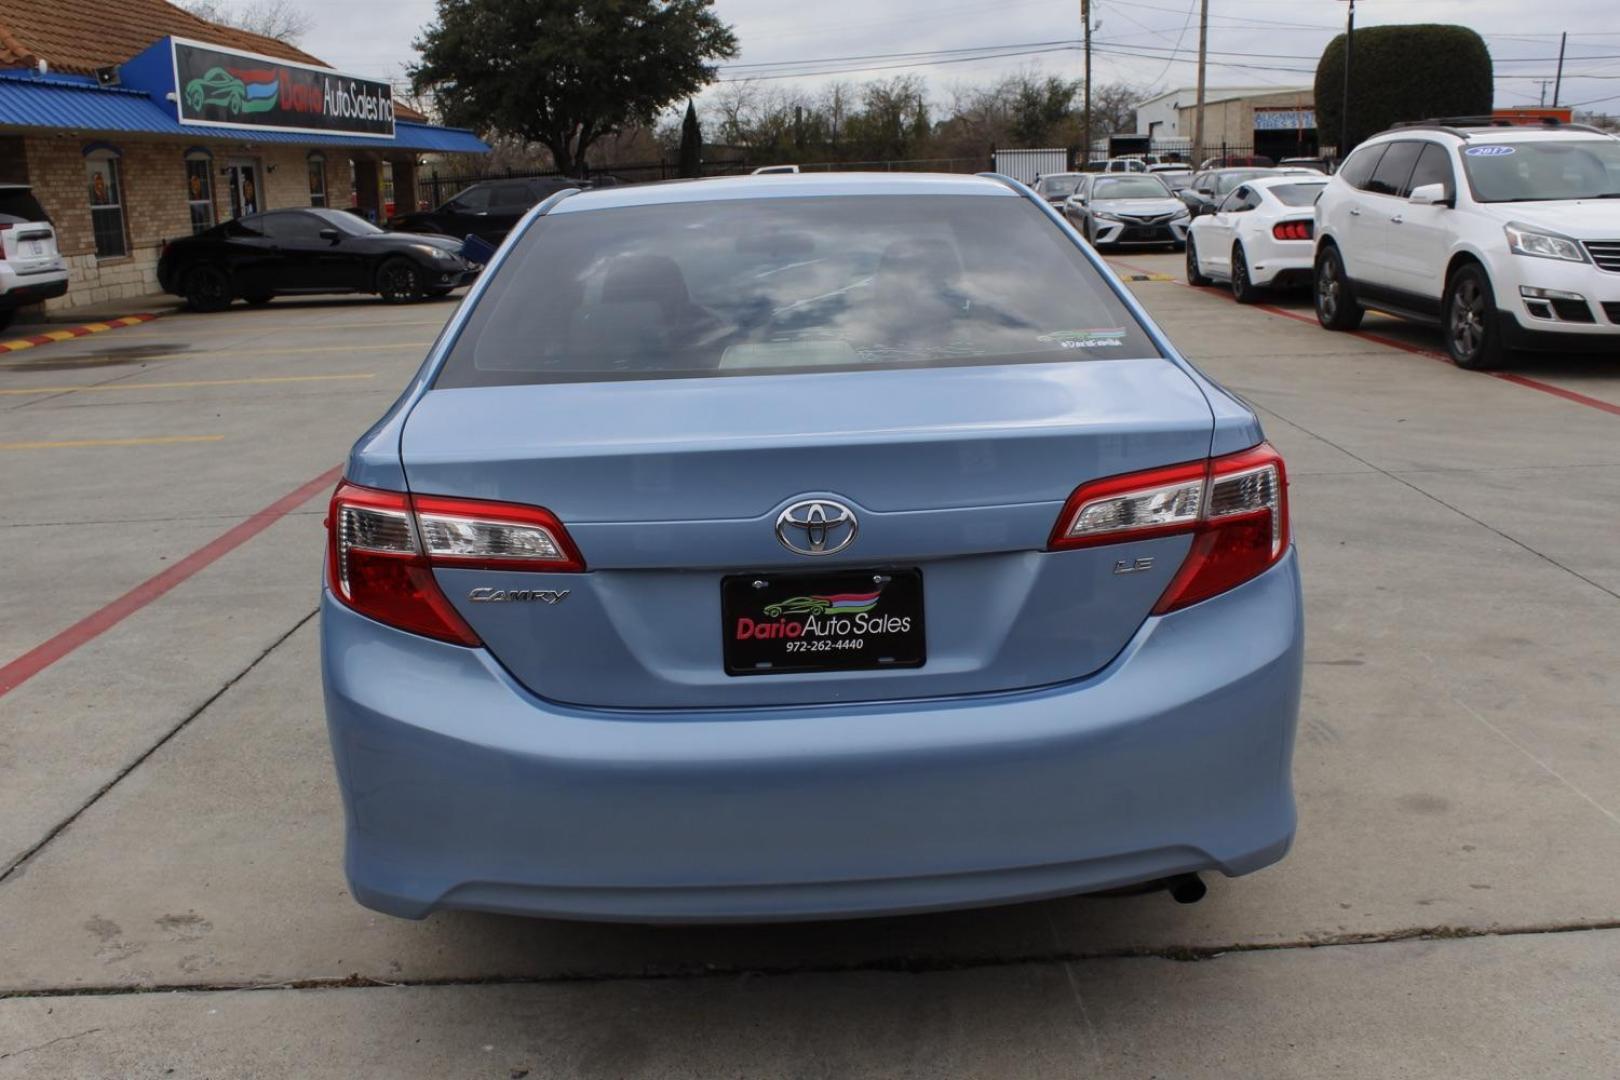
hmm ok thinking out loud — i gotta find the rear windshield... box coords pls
[434,194,1161,387]
[1269,182,1327,206]
[1460,140,1620,203]
[0,188,49,223]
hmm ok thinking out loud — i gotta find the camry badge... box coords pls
[468,587,570,604]
[775,499,858,557]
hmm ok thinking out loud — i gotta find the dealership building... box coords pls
[0,0,489,312]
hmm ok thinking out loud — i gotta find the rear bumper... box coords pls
[0,269,69,308]
[322,550,1304,922]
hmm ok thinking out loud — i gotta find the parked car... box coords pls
[1102,157,1148,173]
[158,207,478,312]
[1279,157,1334,174]
[1179,167,1316,217]
[1314,119,1620,369]
[1062,173,1191,249]
[0,184,69,332]
[1200,155,1275,169]
[751,165,801,174]
[1030,171,1086,204]
[1186,173,1330,301]
[387,177,577,243]
[320,172,1302,923]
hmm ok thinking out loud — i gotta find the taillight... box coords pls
[1049,443,1288,613]
[325,481,585,645]
[1272,220,1313,241]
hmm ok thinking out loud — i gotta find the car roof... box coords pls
[549,172,1018,213]
[1370,125,1619,146]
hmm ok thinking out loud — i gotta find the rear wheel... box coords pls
[1231,244,1260,304]
[1314,246,1364,331]
[377,257,424,304]
[1444,264,1509,371]
[1185,235,1212,286]
[0,308,14,333]
[184,265,231,313]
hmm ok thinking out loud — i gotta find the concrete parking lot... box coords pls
[2,265,1618,1078]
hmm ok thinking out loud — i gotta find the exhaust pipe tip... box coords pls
[1167,873,1207,905]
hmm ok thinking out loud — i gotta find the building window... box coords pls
[185,155,215,234]
[85,152,128,258]
[307,155,327,207]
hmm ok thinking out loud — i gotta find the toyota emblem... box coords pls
[775,499,858,556]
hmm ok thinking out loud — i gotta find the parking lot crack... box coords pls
[4,919,1619,1000]
[0,610,317,889]
[0,1026,103,1061]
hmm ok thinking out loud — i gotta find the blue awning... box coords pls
[0,70,488,154]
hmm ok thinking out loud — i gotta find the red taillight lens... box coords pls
[1049,443,1288,613]
[1272,220,1313,241]
[325,482,586,645]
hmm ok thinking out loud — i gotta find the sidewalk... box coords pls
[13,291,186,327]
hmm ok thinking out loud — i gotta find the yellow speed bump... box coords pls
[0,435,224,451]
[0,374,376,396]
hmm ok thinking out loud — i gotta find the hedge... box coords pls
[1315,25,1493,153]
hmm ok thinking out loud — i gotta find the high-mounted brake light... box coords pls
[325,482,585,645]
[1049,443,1288,613]
[1272,220,1313,241]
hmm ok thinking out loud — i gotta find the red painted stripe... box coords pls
[1108,258,1620,417]
[0,464,342,699]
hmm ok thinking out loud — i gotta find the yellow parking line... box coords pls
[0,435,224,451]
[0,373,377,396]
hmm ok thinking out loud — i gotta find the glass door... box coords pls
[224,159,262,219]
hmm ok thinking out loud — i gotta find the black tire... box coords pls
[184,265,232,313]
[1185,235,1213,286]
[1314,245,1364,331]
[0,308,14,334]
[376,257,425,304]
[243,293,273,307]
[1231,244,1260,304]
[1444,264,1509,371]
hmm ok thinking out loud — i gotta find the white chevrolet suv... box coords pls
[1313,120,1620,369]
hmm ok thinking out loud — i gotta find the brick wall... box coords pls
[18,136,353,313]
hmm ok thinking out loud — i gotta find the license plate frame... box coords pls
[721,568,926,676]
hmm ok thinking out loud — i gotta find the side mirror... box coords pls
[460,233,498,266]
[1409,183,1451,207]
[318,227,341,242]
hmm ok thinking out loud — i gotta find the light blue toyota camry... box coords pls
[321,172,1303,923]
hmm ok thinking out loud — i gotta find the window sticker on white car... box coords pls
[1038,328,1127,349]
[1465,146,1516,157]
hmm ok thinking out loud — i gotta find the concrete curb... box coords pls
[0,314,161,355]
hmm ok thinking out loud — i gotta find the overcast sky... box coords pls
[263,0,1620,118]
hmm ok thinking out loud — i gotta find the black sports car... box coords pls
[388,177,577,243]
[158,208,479,312]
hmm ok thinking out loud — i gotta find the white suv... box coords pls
[1312,121,1620,369]
[0,185,69,332]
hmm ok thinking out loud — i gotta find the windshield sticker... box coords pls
[1465,146,1517,157]
[1039,328,1128,349]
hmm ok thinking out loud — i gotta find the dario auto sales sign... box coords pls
[172,38,394,138]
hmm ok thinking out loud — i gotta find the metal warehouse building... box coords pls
[0,0,488,312]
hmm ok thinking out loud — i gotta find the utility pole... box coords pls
[1082,0,1093,163]
[1192,0,1208,164]
[1553,31,1567,107]
[1339,0,1355,159]
[1538,80,1552,108]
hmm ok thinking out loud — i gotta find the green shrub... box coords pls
[1315,25,1493,152]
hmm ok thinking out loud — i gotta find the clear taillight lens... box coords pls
[1049,443,1288,613]
[325,482,585,645]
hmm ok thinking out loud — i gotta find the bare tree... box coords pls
[179,0,314,45]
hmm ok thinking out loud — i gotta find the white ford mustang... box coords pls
[1186,173,1328,302]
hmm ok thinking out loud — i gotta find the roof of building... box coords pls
[1137,86,1313,109]
[0,70,486,153]
[0,0,428,121]
[0,0,328,74]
